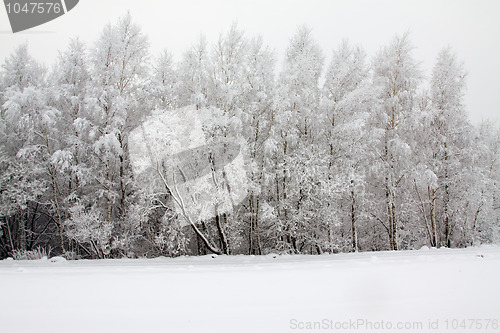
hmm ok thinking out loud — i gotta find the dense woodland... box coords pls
[0,14,499,259]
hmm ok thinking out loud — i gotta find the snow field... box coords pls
[1,246,499,333]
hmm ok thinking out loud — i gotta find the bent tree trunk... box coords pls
[156,166,222,255]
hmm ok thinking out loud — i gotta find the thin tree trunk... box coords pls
[386,181,394,250]
[19,212,27,250]
[443,141,451,248]
[391,201,397,250]
[384,137,394,250]
[471,202,484,246]
[106,161,112,225]
[118,133,126,220]
[351,184,358,252]
[27,202,39,250]
[248,193,254,254]
[215,213,229,255]
[5,217,15,253]
[39,128,65,253]
[49,167,65,253]
[255,197,262,255]
[429,188,437,247]
[414,180,434,247]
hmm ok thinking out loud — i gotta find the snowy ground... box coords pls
[1,246,499,333]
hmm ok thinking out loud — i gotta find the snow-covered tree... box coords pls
[1,21,498,259]
[1,44,71,253]
[275,25,324,144]
[207,23,248,114]
[370,33,422,250]
[51,38,92,197]
[269,25,325,253]
[472,121,500,245]
[62,13,150,257]
[240,36,276,254]
[177,35,210,109]
[321,40,374,252]
[150,49,178,110]
[419,47,495,248]
[0,43,43,91]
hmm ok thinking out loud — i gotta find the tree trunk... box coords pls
[248,193,254,254]
[156,166,221,255]
[351,184,358,252]
[49,167,65,253]
[471,202,483,246]
[18,213,26,251]
[429,188,437,247]
[118,133,126,220]
[443,141,451,248]
[248,192,261,255]
[255,197,262,255]
[105,160,113,227]
[390,200,397,250]
[215,213,230,255]
[5,217,15,253]
[386,180,394,250]
[42,129,65,253]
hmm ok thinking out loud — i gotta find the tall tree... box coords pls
[1,44,69,253]
[207,23,247,114]
[321,39,373,252]
[371,33,422,250]
[240,36,276,254]
[150,49,178,110]
[177,35,210,109]
[270,25,325,253]
[64,13,150,257]
[426,47,488,247]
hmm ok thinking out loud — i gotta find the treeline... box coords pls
[0,14,499,259]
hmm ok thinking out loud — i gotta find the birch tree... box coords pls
[270,25,324,253]
[426,47,492,247]
[371,33,422,250]
[150,49,178,110]
[321,39,373,252]
[177,35,210,109]
[63,13,150,257]
[240,36,276,254]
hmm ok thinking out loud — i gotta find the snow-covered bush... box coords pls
[11,247,51,260]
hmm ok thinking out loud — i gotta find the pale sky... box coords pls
[0,0,499,124]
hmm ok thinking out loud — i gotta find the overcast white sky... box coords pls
[0,0,498,124]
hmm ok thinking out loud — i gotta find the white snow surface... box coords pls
[1,246,499,333]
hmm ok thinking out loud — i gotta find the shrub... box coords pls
[11,247,51,260]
